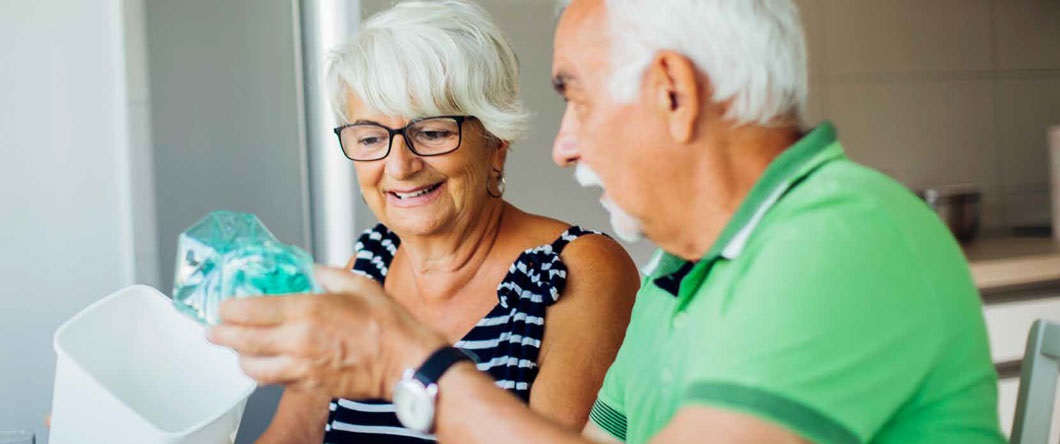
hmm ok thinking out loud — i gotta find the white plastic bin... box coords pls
[50,285,256,444]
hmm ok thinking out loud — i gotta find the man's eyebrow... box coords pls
[551,71,574,96]
[352,119,382,125]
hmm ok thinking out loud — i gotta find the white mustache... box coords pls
[574,164,603,188]
[572,163,644,243]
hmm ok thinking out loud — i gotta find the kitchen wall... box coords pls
[796,0,1060,232]
[358,0,1060,264]
[0,0,155,440]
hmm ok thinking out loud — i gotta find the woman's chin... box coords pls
[385,213,450,237]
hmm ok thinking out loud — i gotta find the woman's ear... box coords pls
[491,140,510,172]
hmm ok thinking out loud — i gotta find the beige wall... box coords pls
[797,0,1060,231]
[360,0,1060,259]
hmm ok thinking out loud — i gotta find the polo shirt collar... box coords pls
[712,121,843,261]
[647,121,844,299]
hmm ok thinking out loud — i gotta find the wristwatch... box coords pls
[393,346,475,433]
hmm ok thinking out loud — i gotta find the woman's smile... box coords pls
[385,180,446,208]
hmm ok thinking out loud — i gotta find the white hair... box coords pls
[559,0,807,126]
[325,0,530,143]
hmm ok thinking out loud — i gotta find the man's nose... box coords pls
[552,106,580,167]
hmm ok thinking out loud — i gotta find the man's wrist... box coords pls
[436,360,479,388]
[382,326,447,397]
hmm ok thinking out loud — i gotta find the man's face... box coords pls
[551,0,666,242]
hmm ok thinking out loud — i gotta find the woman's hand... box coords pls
[207,266,446,400]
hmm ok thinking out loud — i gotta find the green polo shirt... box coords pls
[589,122,1004,444]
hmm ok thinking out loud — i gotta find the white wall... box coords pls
[0,0,150,440]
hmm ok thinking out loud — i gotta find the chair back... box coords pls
[1011,319,1060,444]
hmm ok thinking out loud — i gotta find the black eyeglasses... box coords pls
[333,115,470,162]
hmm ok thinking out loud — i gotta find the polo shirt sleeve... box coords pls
[682,208,943,443]
[589,395,627,442]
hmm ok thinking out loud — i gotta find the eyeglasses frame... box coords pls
[332,115,471,162]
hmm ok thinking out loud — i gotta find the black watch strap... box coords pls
[413,346,474,386]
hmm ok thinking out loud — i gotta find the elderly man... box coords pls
[209,0,1006,443]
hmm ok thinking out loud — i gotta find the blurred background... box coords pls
[1,0,1059,442]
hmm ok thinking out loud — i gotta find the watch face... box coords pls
[394,378,436,433]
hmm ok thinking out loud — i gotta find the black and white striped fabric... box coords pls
[323,223,603,443]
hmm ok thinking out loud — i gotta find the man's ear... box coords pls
[644,51,702,144]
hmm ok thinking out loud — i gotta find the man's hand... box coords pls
[207,266,446,400]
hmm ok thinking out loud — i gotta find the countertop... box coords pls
[965,236,1060,294]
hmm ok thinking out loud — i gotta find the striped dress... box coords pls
[323,223,603,443]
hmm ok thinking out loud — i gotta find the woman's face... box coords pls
[345,93,506,237]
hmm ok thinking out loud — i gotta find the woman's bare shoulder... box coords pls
[495,206,567,250]
[557,231,639,289]
[504,204,637,277]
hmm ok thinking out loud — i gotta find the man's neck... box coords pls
[661,123,802,261]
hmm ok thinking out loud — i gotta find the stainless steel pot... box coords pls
[918,185,981,243]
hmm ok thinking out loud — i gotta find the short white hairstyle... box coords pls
[325,0,530,143]
[559,0,807,126]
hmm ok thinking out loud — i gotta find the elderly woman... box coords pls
[253,1,639,443]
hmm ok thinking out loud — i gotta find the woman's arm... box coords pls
[255,389,331,444]
[528,234,640,430]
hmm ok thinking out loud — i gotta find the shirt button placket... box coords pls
[672,311,688,330]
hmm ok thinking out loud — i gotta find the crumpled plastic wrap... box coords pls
[172,210,319,324]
